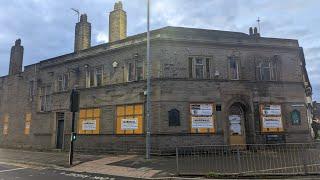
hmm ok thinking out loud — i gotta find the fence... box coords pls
[176,143,320,176]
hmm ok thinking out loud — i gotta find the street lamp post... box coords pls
[146,0,151,159]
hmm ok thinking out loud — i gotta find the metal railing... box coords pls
[176,143,320,176]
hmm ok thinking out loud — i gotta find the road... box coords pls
[0,163,134,180]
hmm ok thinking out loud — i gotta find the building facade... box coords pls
[0,2,314,153]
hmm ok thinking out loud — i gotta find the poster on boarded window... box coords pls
[262,117,283,129]
[82,119,97,131]
[121,118,138,130]
[25,121,31,129]
[3,124,8,134]
[190,104,213,116]
[191,116,213,128]
[229,115,242,134]
[262,105,281,116]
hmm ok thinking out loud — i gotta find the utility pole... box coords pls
[146,0,151,159]
[69,88,79,166]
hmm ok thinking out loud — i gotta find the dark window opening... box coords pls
[229,56,239,80]
[168,109,180,126]
[291,110,301,125]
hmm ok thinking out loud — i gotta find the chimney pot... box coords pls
[249,27,253,35]
[9,39,24,75]
[254,27,258,34]
[80,14,87,22]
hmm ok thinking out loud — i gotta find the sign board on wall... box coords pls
[260,104,284,132]
[25,122,31,129]
[262,117,283,129]
[3,124,8,132]
[229,115,241,124]
[82,119,97,131]
[262,105,281,116]
[121,118,138,130]
[191,116,213,128]
[229,115,242,135]
[190,104,213,116]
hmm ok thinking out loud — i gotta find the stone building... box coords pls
[313,102,320,121]
[0,2,314,152]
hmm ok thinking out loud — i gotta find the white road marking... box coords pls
[0,167,26,173]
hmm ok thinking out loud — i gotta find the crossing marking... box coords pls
[0,167,26,173]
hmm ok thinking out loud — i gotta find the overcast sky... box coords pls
[0,0,319,100]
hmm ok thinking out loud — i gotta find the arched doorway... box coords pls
[228,103,247,145]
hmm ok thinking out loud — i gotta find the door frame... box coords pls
[56,112,65,149]
[224,98,252,145]
[228,103,246,145]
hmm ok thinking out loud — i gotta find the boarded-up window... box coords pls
[168,109,180,126]
[116,104,143,134]
[260,104,284,132]
[24,113,32,135]
[190,103,215,133]
[3,114,9,135]
[78,108,100,134]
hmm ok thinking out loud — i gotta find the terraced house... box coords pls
[0,1,314,153]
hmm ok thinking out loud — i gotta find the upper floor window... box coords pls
[189,57,211,79]
[256,60,277,81]
[228,56,240,80]
[128,60,144,82]
[57,73,69,91]
[195,58,204,79]
[86,66,104,88]
[29,81,35,101]
[39,85,52,112]
[95,67,103,86]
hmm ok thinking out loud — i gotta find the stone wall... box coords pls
[0,27,312,152]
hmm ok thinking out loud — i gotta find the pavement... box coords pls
[0,148,104,168]
[0,148,178,179]
[1,147,320,180]
[0,162,133,180]
[69,155,177,178]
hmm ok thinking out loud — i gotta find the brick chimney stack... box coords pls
[109,1,127,42]
[9,39,24,75]
[74,14,91,52]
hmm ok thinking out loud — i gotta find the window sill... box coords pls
[33,133,52,136]
[37,111,52,114]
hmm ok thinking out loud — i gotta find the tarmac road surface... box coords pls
[0,163,134,180]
